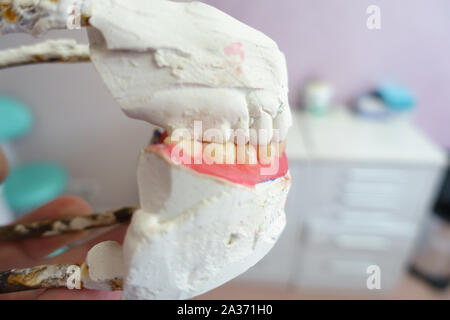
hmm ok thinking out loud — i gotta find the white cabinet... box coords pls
[238,110,447,291]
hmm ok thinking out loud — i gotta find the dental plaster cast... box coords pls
[0,0,293,299]
[83,0,293,299]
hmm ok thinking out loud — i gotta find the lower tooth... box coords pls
[258,141,286,165]
[203,142,236,165]
[164,136,202,159]
[258,144,276,165]
[236,144,258,165]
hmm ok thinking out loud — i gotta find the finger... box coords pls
[37,288,122,300]
[48,223,128,265]
[0,195,91,268]
[0,148,8,183]
[13,195,91,224]
[0,289,45,300]
[0,287,122,300]
[11,195,92,261]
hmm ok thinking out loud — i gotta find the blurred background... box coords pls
[0,0,449,299]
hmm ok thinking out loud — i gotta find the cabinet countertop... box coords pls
[287,109,447,166]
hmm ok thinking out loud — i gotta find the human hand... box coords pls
[0,148,126,300]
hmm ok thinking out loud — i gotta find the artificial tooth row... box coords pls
[163,136,286,165]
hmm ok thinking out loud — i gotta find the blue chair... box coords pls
[0,95,69,215]
[0,95,33,144]
[3,162,68,213]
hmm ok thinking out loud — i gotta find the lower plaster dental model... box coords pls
[0,0,292,299]
[120,133,291,299]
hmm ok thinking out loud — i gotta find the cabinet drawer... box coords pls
[304,164,437,218]
[295,250,404,290]
[307,204,423,222]
[337,192,410,211]
[301,217,417,253]
[345,168,412,183]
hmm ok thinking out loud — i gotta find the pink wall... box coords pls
[207,0,450,149]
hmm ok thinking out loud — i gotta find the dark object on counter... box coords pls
[409,161,450,290]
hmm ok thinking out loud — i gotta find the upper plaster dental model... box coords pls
[0,0,292,299]
[1,0,292,145]
[87,0,292,145]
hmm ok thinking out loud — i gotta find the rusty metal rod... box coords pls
[0,206,136,241]
[0,39,90,69]
[0,264,79,293]
[0,262,123,294]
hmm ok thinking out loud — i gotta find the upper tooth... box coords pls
[247,90,282,119]
[249,111,273,146]
[272,107,292,142]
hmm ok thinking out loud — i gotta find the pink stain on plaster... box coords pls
[224,42,246,62]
